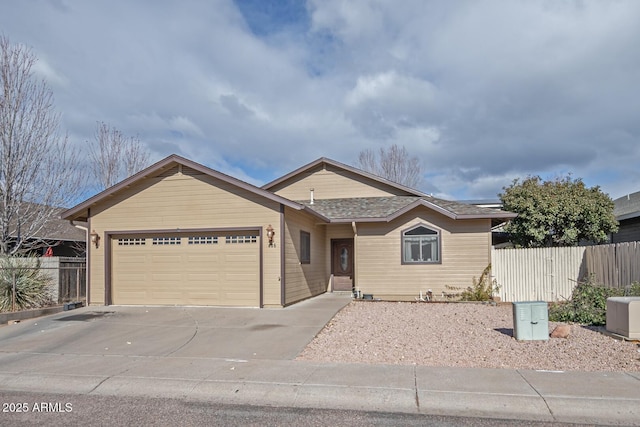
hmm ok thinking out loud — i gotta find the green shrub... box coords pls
[548,276,640,326]
[447,264,500,302]
[0,257,54,312]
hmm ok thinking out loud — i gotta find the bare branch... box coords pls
[356,144,423,189]
[88,122,150,190]
[123,133,150,178]
[0,36,86,255]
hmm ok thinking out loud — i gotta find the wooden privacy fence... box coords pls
[3,257,86,305]
[492,242,640,302]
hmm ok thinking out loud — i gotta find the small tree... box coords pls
[499,175,618,248]
[89,121,150,190]
[0,36,85,256]
[356,144,423,189]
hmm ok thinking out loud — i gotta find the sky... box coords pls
[1,0,639,202]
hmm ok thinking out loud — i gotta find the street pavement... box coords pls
[0,293,639,425]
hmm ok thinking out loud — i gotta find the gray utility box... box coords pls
[512,301,549,341]
[606,297,640,339]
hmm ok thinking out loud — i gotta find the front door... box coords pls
[331,239,354,291]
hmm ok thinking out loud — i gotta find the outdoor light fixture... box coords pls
[90,230,100,249]
[266,224,275,247]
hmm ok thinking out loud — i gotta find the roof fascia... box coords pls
[262,157,427,197]
[388,199,517,221]
[61,154,304,221]
[300,206,331,223]
[387,199,457,221]
[327,217,389,223]
[617,211,640,221]
[455,212,518,220]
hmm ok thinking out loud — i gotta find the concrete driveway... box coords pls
[0,293,351,360]
[2,292,640,425]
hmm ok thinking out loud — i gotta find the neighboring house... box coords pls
[61,155,516,308]
[2,204,86,257]
[612,191,640,243]
[459,199,512,247]
[33,214,87,257]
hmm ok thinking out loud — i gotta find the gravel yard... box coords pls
[297,301,640,372]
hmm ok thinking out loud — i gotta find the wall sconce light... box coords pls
[266,224,275,247]
[90,229,100,249]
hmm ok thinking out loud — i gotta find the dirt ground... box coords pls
[297,301,640,372]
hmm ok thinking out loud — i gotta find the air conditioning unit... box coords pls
[512,301,549,341]
[606,297,640,339]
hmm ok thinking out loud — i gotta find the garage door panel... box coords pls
[187,254,220,264]
[186,272,221,281]
[187,293,222,305]
[116,291,148,304]
[150,291,184,300]
[151,272,182,282]
[225,272,258,281]
[112,233,259,307]
[151,255,183,264]
[118,255,148,268]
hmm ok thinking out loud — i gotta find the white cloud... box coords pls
[1,0,639,200]
[344,71,442,139]
[32,56,68,88]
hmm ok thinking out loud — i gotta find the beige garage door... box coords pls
[111,231,260,306]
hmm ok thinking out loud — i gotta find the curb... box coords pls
[0,306,64,325]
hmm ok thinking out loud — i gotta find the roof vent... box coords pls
[310,188,314,205]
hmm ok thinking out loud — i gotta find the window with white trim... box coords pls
[118,238,146,246]
[402,224,440,263]
[152,237,181,245]
[188,236,218,245]
[225,235,257,244]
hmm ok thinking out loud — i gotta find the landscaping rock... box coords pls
[550,324,571,338]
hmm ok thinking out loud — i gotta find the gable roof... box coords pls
[262,157,428,197]
[62,154,328,223]
[299,196,517,223]
[35,209,87,242]
[2,202,86,242]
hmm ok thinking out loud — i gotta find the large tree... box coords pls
[356,144,423,189]
[0,36,85,255]
[89,121,150,190]
[499,175,618,248]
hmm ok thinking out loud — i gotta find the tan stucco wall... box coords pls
[283,207,327,305]
[354,206,492,301]
[88,170,282,306]
[272,164,413,201]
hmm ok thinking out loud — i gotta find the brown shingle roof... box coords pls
[298,196,517,222]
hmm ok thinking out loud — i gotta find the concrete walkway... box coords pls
[1,294,639,425]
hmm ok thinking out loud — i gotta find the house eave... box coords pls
[617,212,640,221]
[61,154,305,221]
[300,206,331,223]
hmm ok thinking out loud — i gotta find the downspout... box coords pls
[280,204,286,307]
[352,221,357,290]
[70,221,89,305]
